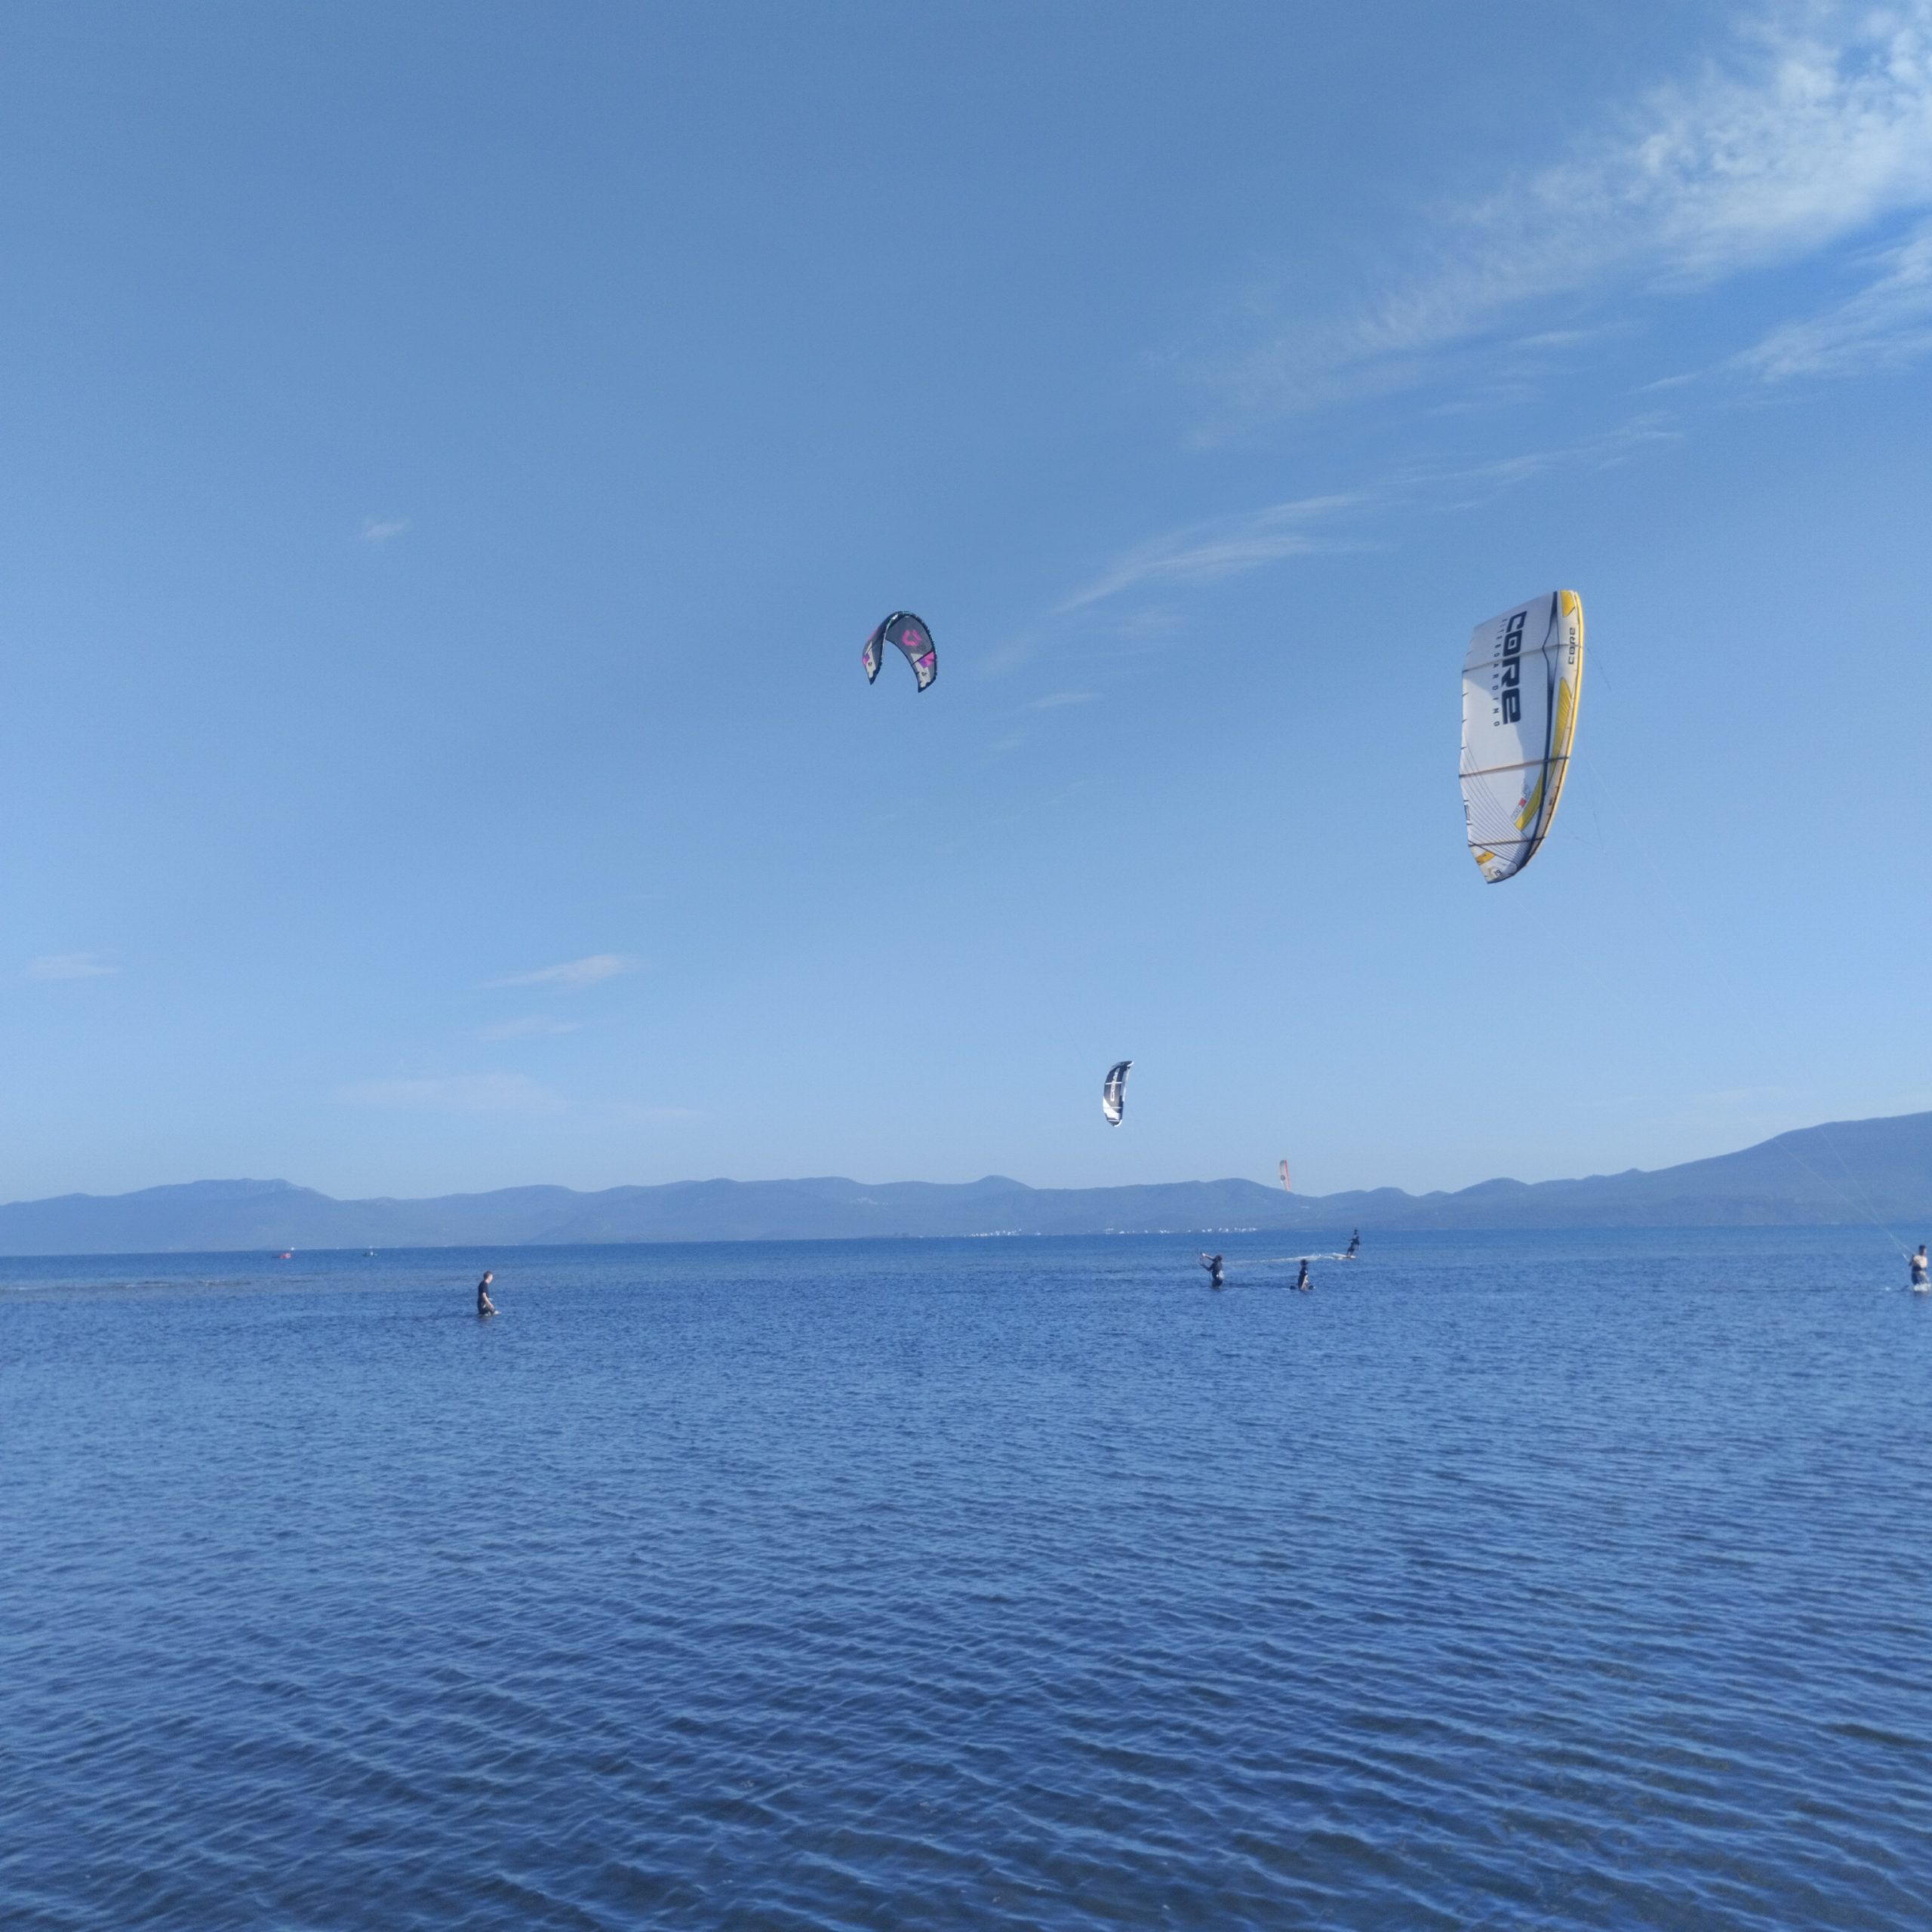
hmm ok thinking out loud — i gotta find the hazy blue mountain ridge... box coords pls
[3,1112,1930,1256]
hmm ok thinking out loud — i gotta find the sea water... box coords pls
[2,1228,1929,1929]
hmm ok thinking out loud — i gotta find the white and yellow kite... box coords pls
[1460,590,1584,883]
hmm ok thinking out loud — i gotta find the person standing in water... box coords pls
[476,1269,498,1317]
[1200,1253,1225,1289]
[1912,1247,1928,1291]
[1295,1259,1312,1293]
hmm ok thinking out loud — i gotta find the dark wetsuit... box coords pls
[1201,1254,1225,1289]
[1345,1232,1359,1259]
[477,1275,497,1316]
[1296,1260,1312,1292]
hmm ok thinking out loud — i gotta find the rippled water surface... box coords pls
[5,1229,1932,1928]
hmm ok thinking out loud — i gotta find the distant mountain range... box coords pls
[3,1110,1931,1256]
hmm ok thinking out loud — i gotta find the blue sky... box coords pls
[4,1,1932,1202]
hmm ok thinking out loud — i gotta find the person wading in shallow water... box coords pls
[476,1270,498,1317]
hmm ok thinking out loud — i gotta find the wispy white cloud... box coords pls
[26,952,115,980]
[1023,691,1097,710]
[478,1015,583,1041]
[1423,417,1682,502]
[359,516,411,544]
[334,1073,565,1115]
[1060,493,1365,610]
[1468,5,1932,289]
[1231,2,1932,411]
[1065,419,1677,611]
[1734,214,1932,375]
[488,953,638,991]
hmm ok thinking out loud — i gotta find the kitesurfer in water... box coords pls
[1295,1260,1312,1293]
[1912,1246,1928,1291]
[1201,1253,1225,1289]
[1345,1230,1360,1260]
[476,1270,497,1317]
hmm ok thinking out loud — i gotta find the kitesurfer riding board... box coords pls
[1913,1246,1930,1293]
[1295,1260,1312,1293]
[1199,1253,1225,1290]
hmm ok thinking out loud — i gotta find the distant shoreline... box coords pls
[3,1106,1932,1258]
